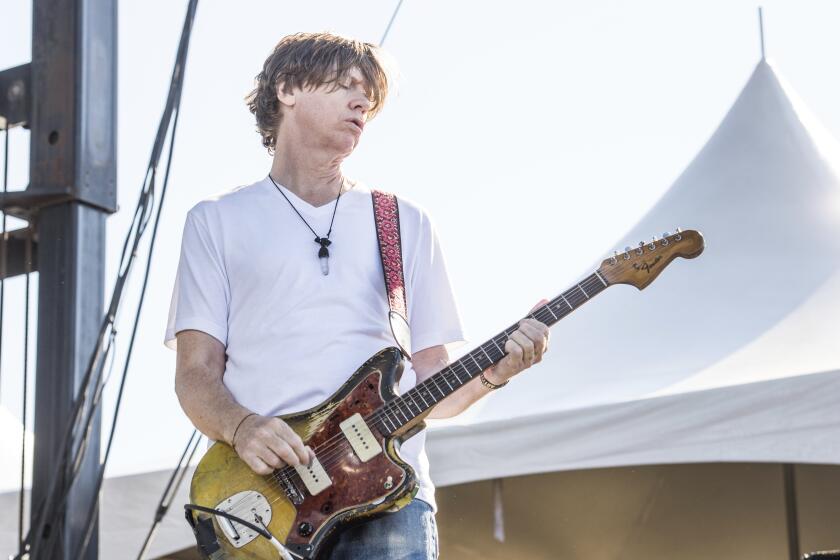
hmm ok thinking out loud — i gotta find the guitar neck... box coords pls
[376,271,611,436]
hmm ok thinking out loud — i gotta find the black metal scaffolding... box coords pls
[0,1,117,558]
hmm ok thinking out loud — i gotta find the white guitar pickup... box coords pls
[339,413,383,462]
[294,456,331,496]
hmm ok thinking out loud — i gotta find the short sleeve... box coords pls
[164,207,230,350]
[406,209,466,355]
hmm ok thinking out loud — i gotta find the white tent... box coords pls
[0,468,195,560]
[7,57,840,560]
[426,57,840,486]
[425,57,840,558]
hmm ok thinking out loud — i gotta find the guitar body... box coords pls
[190,348,421,559]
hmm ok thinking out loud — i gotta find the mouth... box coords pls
[347,118,364,133]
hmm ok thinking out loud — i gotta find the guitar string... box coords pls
[225,243,678,526]
[217,304,565,524]
[245,249,655,498]
[220,269,619,524]
[237,239,671,501]
[219,273,609,522]
[219,240,685,522]
[220,272,611,522]
[265,273,605,483]
[228,232,699,520]
[214,236,680,524]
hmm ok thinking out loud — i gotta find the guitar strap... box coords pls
[371,190,412,360]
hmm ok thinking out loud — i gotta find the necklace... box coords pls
[268,174,344,276]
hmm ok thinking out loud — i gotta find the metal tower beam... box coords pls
[24,0,117,558]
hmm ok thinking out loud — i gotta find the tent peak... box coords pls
[758,7,767,60]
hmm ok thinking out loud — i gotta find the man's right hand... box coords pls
[232,414,316,476]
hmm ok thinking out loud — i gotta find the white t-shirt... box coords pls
[164,176,465,511]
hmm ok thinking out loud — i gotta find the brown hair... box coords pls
[246,32,390,153]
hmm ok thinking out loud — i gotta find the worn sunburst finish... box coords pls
[190,348,422,559]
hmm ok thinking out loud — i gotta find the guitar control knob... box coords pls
[298,522,313,537]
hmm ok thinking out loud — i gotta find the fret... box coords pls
[491,338,505,353]
[468,353,483,371]
[394,403,410,423]
[382,415,396,432]
[561,294,573,310]
[443,371,460,388]
[415,389,430,408]
[577,283,589,299]
[406,392,423,412]
[427,376,445,399]
[480,346,493,362]
[594,271,608,287]
[546,305,559,320]
[460,360,478,378]
[453,361,471,383]
[441,373,455,391]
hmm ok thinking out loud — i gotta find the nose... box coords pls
[350,92,372,114]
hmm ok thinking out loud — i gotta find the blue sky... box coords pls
[2,0,840,485]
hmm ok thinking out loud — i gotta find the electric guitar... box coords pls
[187,229,705,559]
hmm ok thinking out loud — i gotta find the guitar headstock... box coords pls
[598,229,704,290]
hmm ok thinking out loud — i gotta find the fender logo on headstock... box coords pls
[633,255,662,274]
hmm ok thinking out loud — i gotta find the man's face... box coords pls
[278,67,373,156]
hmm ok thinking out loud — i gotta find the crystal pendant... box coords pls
[316,238,331,276]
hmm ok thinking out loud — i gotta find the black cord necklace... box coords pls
[268,174,343,276]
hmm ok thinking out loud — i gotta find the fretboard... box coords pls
[372,271,610,436]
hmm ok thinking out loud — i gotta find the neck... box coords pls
[269,133,348,207]
[371,271,611,437]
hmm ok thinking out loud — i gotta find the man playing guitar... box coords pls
[166,32,549,559]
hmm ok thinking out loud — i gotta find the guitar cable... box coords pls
[184,504,297,560]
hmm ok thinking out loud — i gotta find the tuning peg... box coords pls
[636,241,644,255]
[648,236,657,250]
[675,227,682,241]
[623,246,632,260]
[610,251,619,265]
[661,232,670,246]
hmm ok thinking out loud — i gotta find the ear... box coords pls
[276,81,296,108]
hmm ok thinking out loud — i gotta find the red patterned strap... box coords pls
[371,190,412,359]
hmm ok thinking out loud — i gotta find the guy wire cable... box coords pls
[136,429,201,560]
[73,0,200,557]
[1,121,9,405]
[379,0,405,47]
[134,2,407,556]
[18,227,32,555]
[75,55,191,560]
[19,1,199,557]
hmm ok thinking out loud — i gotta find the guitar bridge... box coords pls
[278,472,305,505]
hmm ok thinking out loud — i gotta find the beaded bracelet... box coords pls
[479,371,509,390]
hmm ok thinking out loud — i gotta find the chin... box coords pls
[331,135,359,156]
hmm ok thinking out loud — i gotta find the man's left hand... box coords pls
[485,299,551,385]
